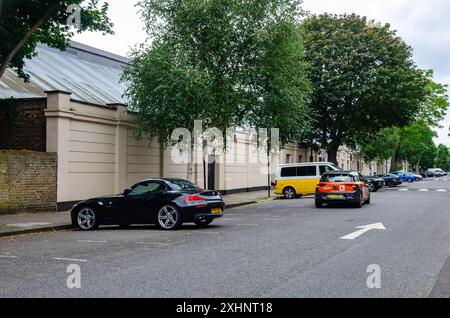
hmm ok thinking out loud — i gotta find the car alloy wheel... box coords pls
[77,207,97,230]
[157,205,181,230]
[283,187,296,199]
[367,182,375,192]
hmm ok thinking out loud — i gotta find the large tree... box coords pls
[398,120,437,172]
[435,144,450,171]
[301,14,428,164]
[0,0,113,81]
[124,0,310,180]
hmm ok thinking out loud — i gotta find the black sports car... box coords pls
[360,174,384,192]
[376,174,403,187]
[71,178,225,231]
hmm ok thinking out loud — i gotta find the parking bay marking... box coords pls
[53,257,88,263]
[340,223,386,240]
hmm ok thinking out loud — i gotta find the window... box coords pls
[286,154,291,164]
[129,182,164,196]
[297,166,317,177]
[298,155,303,163]
[319,165,334,175]
[168,179,198,190]
[281,167,297,177]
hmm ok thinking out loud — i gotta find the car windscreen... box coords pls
[168,179,198,190]
[320,174,355,182]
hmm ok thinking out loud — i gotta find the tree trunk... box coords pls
[0,0,60,79]
[390,145,400,172]
[327,144,339,166]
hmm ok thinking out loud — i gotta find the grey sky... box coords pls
[73,0,450,146]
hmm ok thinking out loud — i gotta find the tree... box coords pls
[398,120,437,172]
[301,14,428,164]
[124,0,310,180]
[0,0,113,81]
[435,144,450,171]
[359,127,400,165]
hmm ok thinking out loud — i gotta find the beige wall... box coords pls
[45,91,277,204]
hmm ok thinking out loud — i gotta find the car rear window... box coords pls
[168,179,198,190]
[320,174,355,182]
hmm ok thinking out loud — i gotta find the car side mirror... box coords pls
[123,188,132,196]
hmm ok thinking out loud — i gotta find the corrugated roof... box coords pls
[0,41,129,106]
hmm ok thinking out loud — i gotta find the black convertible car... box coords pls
[71,178,225,231]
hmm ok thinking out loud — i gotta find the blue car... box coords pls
[391,171,417,183]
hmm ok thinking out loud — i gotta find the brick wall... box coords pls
[0,98,47,151]
[0,150,57,214]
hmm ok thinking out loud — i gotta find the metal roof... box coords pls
[0,41,130,106]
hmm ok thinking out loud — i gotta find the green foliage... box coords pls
[0,0,113,81]
[300,14,428,162]
[417,71,449,128]
[359,127,400,164]
[398,120,437,169]
[434,144,450,171]
[125,0,310,147]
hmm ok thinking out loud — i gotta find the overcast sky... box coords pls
[73,0,450,146]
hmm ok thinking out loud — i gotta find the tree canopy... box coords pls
[0,0,113,81]
[124,0,311,179]
[301,13,428,164]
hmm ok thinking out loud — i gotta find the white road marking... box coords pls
[418,189,429,192]
[6,222,51,228]
[0,255,18,258]
[398,188,409,192]
[190,231,221,235]
[340,223,386,240]
[135,242,170,246]
[77,240,107,243]
[237,224,259,226]
[436,189,448,192]
[53,257,87,263]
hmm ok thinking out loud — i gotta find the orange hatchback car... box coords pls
[315,171,371,208]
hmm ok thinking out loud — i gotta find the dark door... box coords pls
[116,181,167,223]
[208,157,215,190]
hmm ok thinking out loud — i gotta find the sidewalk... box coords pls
[0,190,276,237]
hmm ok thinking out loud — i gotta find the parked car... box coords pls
[425,168,446,177]
[315,171,370,208]
[71,178,225,231]
[274,162,341,199]
[376,174,403,187]
[360,174,384,192]
[410,173,423,181]
[391,171,417,183]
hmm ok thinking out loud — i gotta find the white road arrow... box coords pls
[340,223,386,240]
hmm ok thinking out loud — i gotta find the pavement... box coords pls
[1,178,450,297]
[0,190,274,237]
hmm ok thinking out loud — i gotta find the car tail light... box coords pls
[185,195,205,202]
[185,195,207,208]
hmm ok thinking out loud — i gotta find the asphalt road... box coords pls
[1,177,450,298]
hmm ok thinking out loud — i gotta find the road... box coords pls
[1,178,450,297]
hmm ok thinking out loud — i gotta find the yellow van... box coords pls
[274,162,341,199]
